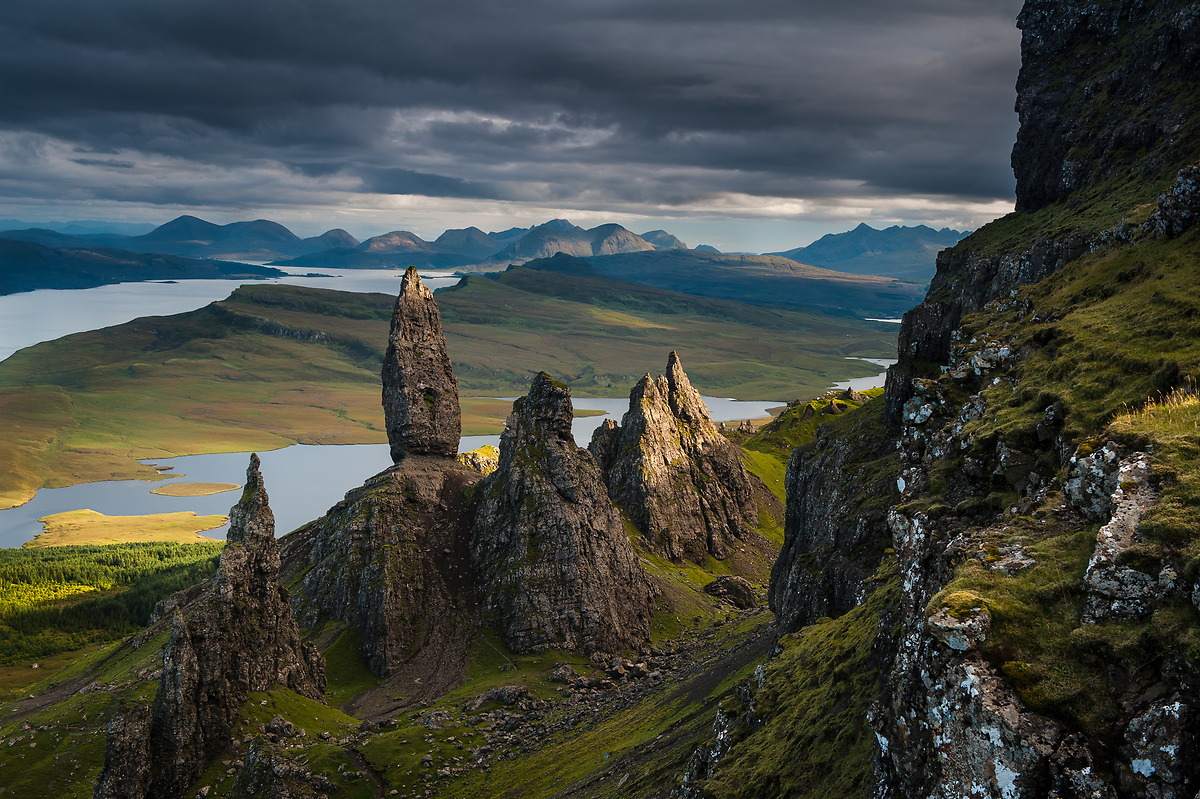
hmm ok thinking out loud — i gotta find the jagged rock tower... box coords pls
[590,352,757,562]
[383,265,461,461]
[95,454,325,799]
[282,268,479,701]
[472,372,655,654]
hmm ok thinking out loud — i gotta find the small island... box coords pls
[29,509,227,547]
[149,482,241,497]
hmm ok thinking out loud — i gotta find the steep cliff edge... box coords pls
[591,352,761,563]
[94,455,325,799]
[886,0,1200,423]
[688,1,1200,796]
[472,372,655,654]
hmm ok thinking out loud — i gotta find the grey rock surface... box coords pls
[96,455,326,799]
[383,265,461,461]
[591,352,757,563]
[472,372,655,654]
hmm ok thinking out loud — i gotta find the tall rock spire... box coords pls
[472,372,654,654]
[96,455,325,799]
[382,266,461,462]
[590,352,757,563]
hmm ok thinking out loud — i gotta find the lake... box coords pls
[0,395,781,547]
[0,267,460,362]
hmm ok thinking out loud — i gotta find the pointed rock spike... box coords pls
[383,267,461,462]
[226,453,274,546]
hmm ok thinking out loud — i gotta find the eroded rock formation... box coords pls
[96,455,325,799]
[282,455,480,686]
[382,265,461,461]
[472,372,654,654]
[590,352,757,562]
[283,266,480,699]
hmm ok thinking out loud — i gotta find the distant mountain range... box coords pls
[769,223,967,282]
[276,218,689,270]
[0,239,284,295]
[0,216,357,263]
[0,215,955,306]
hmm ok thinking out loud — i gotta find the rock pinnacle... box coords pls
[382,266,461,462]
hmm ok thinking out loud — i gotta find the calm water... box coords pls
[0,267,459,362]
[831,357,895,392]
[0,396,780,547]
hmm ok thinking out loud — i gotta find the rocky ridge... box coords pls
[94,455,325,799]
[590,352,759,563]
[679,1,1200,796]
[471,372,655,654]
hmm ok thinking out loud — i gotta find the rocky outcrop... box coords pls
[96,455,326,799]
[768,411,898,633]
[284,263,480,694]
[457,444,499,475]
[702,575,757,609]
[886,0,1200,426]
[1081,452,1163,623]
[472,372,654,654]
[1012,0,1200,212]
[282,455,480,684]
[228,739,333,799]
[382,266,461,461]
[590,352,758,562]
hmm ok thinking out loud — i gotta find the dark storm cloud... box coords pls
[0,0,1024,213]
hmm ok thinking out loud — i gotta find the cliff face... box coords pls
[472,372,655,654]
[885,0,1200,424]
[591,352,758,563]
[768,399,899,633]
[1012,0,1200,212]
[282,456,480,686]
[690,1,1200,796]
[95,455,325,799]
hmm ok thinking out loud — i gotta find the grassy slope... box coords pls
[915,225,1200,734]
[0,276,894,509]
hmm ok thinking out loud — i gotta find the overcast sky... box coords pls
[0,0,1025,251]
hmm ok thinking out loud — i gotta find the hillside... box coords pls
[7,3,1199,798]
[693,1,1200,796]
[0,239,285,295]
[522,249,926,317]
[769,222,967,282]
